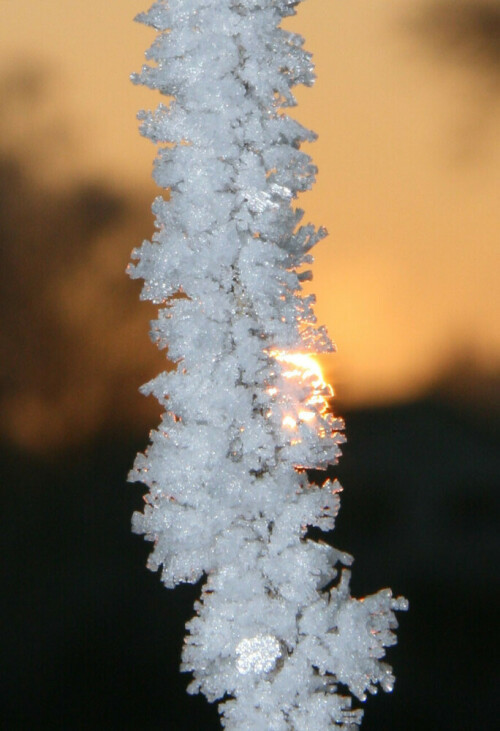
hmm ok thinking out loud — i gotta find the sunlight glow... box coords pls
[269,351,334,433]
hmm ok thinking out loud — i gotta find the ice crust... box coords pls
[129,1,406,727]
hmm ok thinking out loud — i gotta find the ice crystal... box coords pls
[235,635,282,675]
[128,1,407,727]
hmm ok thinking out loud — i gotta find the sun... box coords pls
[269,350,334,431]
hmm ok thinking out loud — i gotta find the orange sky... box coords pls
[1,0,499,407]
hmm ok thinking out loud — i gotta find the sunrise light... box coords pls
[270,351,334,431]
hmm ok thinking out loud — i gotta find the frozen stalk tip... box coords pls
[128,1,407,728]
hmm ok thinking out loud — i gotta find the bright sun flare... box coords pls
[270,351,334,431]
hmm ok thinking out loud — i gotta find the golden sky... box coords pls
[1,0,499,410]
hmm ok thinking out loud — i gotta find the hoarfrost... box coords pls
[128,0,407,727]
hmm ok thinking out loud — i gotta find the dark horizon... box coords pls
[2,390,498,729]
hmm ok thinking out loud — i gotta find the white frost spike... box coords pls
[235,635,282,675]
[128,0,407,728]
[242,189,280,213]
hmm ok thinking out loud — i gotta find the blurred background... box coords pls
[1,0,498,728]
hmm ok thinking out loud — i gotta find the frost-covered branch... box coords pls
[128,1,407,727]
